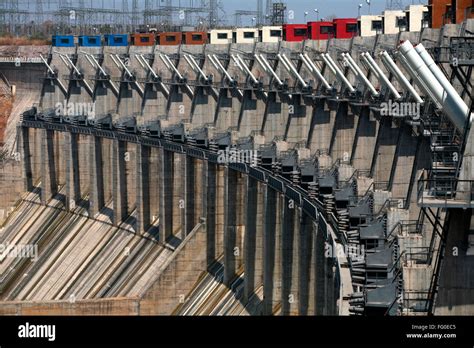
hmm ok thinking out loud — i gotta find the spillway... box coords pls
[0,19,473,316]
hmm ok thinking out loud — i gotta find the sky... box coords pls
[222,0,428,24]
[17,0,429,26]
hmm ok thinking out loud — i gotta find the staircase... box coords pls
[424,109,463,198]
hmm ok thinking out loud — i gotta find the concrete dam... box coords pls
[0,20,473,316]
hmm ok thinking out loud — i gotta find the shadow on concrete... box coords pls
[21,190,161,245]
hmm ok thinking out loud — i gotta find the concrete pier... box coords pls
[159,148,174,243]
[89,136,104,217]
[112,140,127,225]
[40,129,57,204]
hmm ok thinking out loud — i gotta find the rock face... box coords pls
[0,92,12,147]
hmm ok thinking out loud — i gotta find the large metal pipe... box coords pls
[360,54,380,79]
[254,54,268,73]
[40,54,55,75]
[80,51,119,95]
[209,54,242,98]
[362,52,401,100]
[283,54,308,88]
[231,54,267,99]
[276,53,291,72]
[159,54,194,96]
[114,54,133,78]
[184,54,208,81]
[342,53,378,96]
[396,52,440,107]
[55,51,93,94]
[278,53,307,88]
[57,54,71,69]
[207,54,220,71]
[39,54,68,94]
[399,40,470,131]
[159,54,171,70]
[138,54,158,79]
[300,53,332,90]
[135,54,146,69]
[109,54,122,70]
[89,54,108,77]
[321,53,336,75]
[232,54,242,70]
[414,43,471,128]
[64,55,82,77]
[232,54,258,84]
[380,51,423,104]
[398,42,445,104]
[136,54,169,96]
[161,54,184,80]
[83,54,96,70]
[342,54,360,76]
[113,55,143,94]
[63,54,94,94]
[322,53,355,93]
[255,54,283,86]
[212,54,234,83]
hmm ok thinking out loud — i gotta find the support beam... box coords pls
[298,210,315,315]
[159,148,174,243]
[243,175,258,302]
[89,136,104,217]
[326,249,336,315]
[315,219,327,315]
[311,220,320,315]
[262,186,282,315]
[223,166,238,286]
[149,147,161,231]
[64,132,80,210]
[40,129,57,205]
[205,161,217,268]
[184,154,195,236]
[20,126,33,192]
[281,197,298,315]
[112,140,127,226]
[175,153,186,241]
[136,143,151,234]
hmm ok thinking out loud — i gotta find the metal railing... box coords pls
[387,220,422,246]
[404,246,432,265]
[339,168,370,187]
[402,291,431,314]
[417,175,474,206]
[371,198,405,219]
[399,221,423,235]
